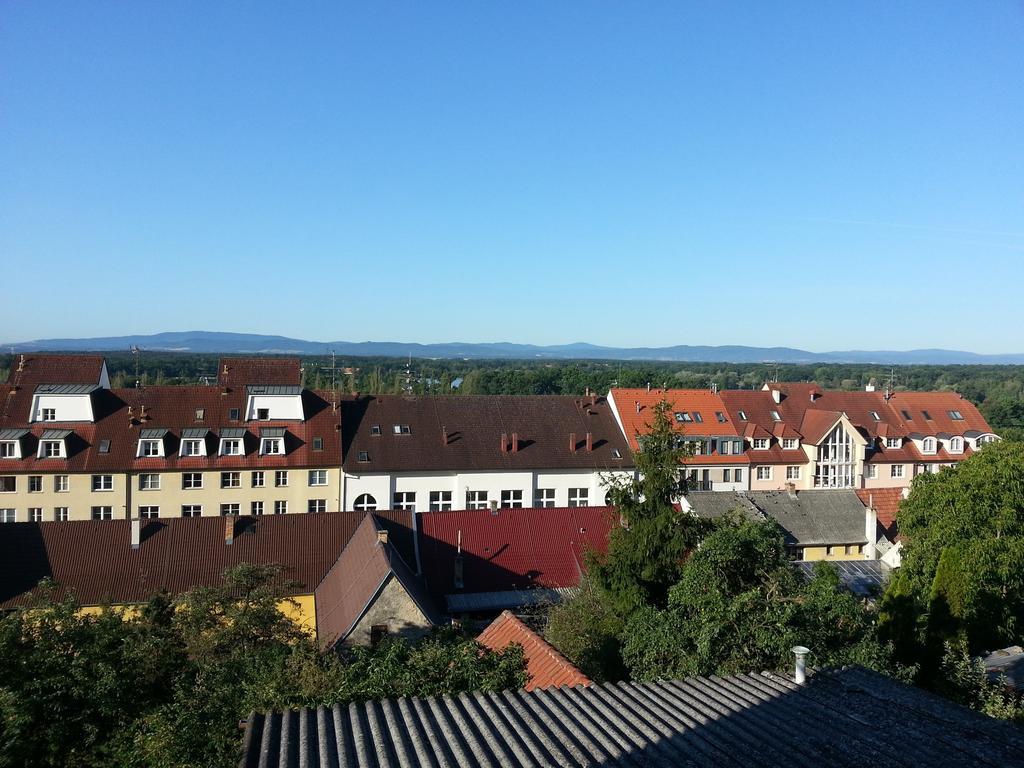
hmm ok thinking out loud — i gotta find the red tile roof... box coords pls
[417,507,616,603]
[4,354,106,386]
[886,391,993,436]
[217,358,302,387]
[856,487,904,541]
[342,395,633,473]
[0,513,369,609]
[610,389,739,451]
[477,610,591,691]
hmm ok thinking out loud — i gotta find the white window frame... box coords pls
[91,506,113,520]
[221,471,241,489]
[922,437,936,454]
[251,470,265,488]
[786,465,800,480]
[274,470,288,487]
[29,507,43,522]
[274,500,288,515]
[219,438,242,456]
[251,501,264,515]
[353,493,377,512]
[568,488,589,508]
[0,476,16,493]
[139,473,161,491]
[180,439,204,457]
[393,491,416,511]
[28,475,43,493]
[500,489,524,509]
[0,441,18,458]
[886,437,901,449]
[756,466,772,481]
[949,436,964,454]
[308,469,328,487]
[55,475,69,492]
[753,438,769,450]
[260,438,283,456]
[138,439,163,458]
[866,464,878,479]
[220,503,240,516]
[91,474,113,492]
[308,499,327,513]
[891,464,904,478]
[429,491,452,511]
[41,408,56,421]
[466,490,489,510]
[55,507,69,521]
[534,488,556,508]
[782,438,798,450]
[181,504,202,518]
[1,508,16,523]
[182,472,203,490]
[40,440,64,459]
[139,505,160,519]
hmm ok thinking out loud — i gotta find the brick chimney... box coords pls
[569,432,577,453]
[130,518,141,550]
[224,516,234,546]
[585,432,593,452]
[376,529,389,545]
[635,401,641,414]
[500,433,508,453]
[442,426,448,446]
[511,432,519,453]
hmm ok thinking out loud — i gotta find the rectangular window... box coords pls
[693,412,703,423]
[229,408,240,421]
[782,438,798,450]
[257,408,270,420]
[251,470,265,488]
[719,440,731,456]
[139,473,160,490]
[55,475,69,492]
[29,507,43,522]
[181,504,202,518]
[221,471,241,489]
[308,499,327,513]
[195,408,205,421]
[181,439,203,456]
[357,451,370,462]
[392,424,411,434]
[29,475,43,492]
[723,468,731,483]
[886,437,901,449]
[98,440,110,454]
[308,469,327,486]
[393,491,416,511]
[220,503,240,516]
[0,509,15,523]
[715,411,727,423]
[274,470,288,487]
[139,505,160,519]
[42,441,63,458]
[429,491,452,511]
[891,465,904,478]
[92,475,113,492]
[866,464,878,479]
[0,442,15,458]
[251,501,264,516]
[91,506,113,520]
[568,488,589,508]
[139,439,161,457]
[274,500,288,515]
[770,410,781,422]
[182,473,203,490]
[1,476,17,493]
[312,437,323,451]
[42,408,56,421]
[734,468,742,484]
[756,466,772,480]
[675,412,692,423]
[949,410,964,420]
[786,466,801,480]
[260,437,283,455]
[466,490,488,510]
[500,489,524,508]
[220,439,242,456]
[55,507,69,522]
[753,438,768,450]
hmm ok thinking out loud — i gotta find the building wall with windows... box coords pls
[0,471,126,522]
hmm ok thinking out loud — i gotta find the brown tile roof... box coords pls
[4,354,106,386]
[0,513,368,610]
[0,386,341,473]
[856,487,904,541]
[886,391,993,436]
[217,358,302,387]
[341,395,633,473]
[798,409,845,444]
[609,388,739,451]
[477,610,591,691]
[314,514,439,648]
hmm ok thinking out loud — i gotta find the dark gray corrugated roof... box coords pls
[40,429,74,439]
[260,427,287,438]
[181,427,209,439]
[240,666,1024,767]
[34,383,101,395]
[687,490,867,547]
[0,428,29,440]
[220,427,247,439]
[795,559,891,597]
[139,427,169,439]
[247,385,303,396]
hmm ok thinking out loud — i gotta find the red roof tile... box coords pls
[477,610,591,691]
[886,391,993,436]
[610,388,739,451]
[217,358,302,387]
[856,487,904,541]
[5,354,106,386]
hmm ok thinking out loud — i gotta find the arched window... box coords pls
[353,493,377,512]
[949,437,963,453]
[922,437,936,454]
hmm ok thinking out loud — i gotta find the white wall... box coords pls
[30,394,95,423]
[245,394,305,421]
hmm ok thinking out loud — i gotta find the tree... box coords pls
[619,516,897,681]
[880,441,1024,667]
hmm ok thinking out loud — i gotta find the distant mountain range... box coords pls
[4,331,1024,365]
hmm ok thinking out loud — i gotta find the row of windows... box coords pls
[352,488,593,513]
[0,470,329,494]
[0,500,330,522]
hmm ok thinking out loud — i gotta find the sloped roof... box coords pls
[417,507,616,605]
[477,610,590,691]
[240,666,1024,767]
[887,390,993,435]
[856,487,904,541]
[341,395,633,473]
[314,514,440,648]
[0,513,370,609]
[795,560,892,597]
[218,358,302,387]
[609,388,739,450]
[5,354,105,386]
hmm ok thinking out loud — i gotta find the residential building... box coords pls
[240,666,1024,767]
[340,394,634,513]
[0,355,342,521]
[476,610,591,691]
[607,388,748,491]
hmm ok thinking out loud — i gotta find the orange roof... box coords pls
[856,487,904,541]
[886,391,993,436]
[610,388,738,451]
[477,610,591,691]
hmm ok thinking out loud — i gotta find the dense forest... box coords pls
[4,352,1023,436]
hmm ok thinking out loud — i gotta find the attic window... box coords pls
[948,410,964,420]
[770,410,781,422]
[99,440,111,454]
[229,408,240,421]
[674,412,692,423]
[195,409,205,421]
[393,425,411,435]
[870,411,881,421]
[257,408,270,420]
[370,425,381,436]
[715,412,727,423]
[357,451,370,462]
[886,437,901,449]
[612,448,622,459]
[901,410,912,420]
[692,412,703,423]
[312,437,323,451]
[922,410,933,420]
[738,410,748,421]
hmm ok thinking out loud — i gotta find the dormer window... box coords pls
[949,436,964,453]
[782,438,798,450]
[393,425,411,435]
[948,410,964,420]
[753,438,769,450]
[922,437,936,454]
[37,430,71,459]
[259,427,286,455]
[136,428,168,458]
[0,430,28,459]
[219,428,246,456]
[886,437,902,449]
[179,428,209,457]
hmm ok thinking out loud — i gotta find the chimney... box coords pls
[511,432,519,453]
[635,401,641,414]
[224,516,234,546]
[785,482,797,499]
[865,498,877,560]
[442,426,448,446]
[771,389,782,404]
[376,528,389,545]
[792,646,810,684]
[17,354,25,372]
[590,393,597,407]
[865,383,876,392]
[646,382,651,393]
[569,432,577,453]
[454,530,464,588]
[130,518,141,550]
[585,432,593,452]
[500,432,508,453]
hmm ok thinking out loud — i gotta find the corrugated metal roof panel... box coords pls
[34,383,101,395]
[0,428,29,440]
[40,428,74,439]
[241,667,1024,767]
[260,427,287,438]
[181,427,210,439]
[220,427,247,439]
[139,427,169,439]
[247,385,303,396]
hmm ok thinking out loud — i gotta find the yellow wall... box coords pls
[801,545,866,562]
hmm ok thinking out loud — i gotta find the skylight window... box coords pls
[370,425,381,436]
[99,440,110,454]
[770,410,781,422]
[901,410,912,421]
[715,412,727,423]
[393,425,411,435]
[693,412,703,423]
[738,410,748,421]
[357,451,370,462]
[922,410,933,420]
[674,412,692,423]
[612,448,622,459]
[870,411,881,421]
[948,410,964,420]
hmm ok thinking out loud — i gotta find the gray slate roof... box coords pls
[241,666,1024,767]
[687,490,868,547]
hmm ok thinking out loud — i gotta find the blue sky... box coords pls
[3,2,1022,352]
